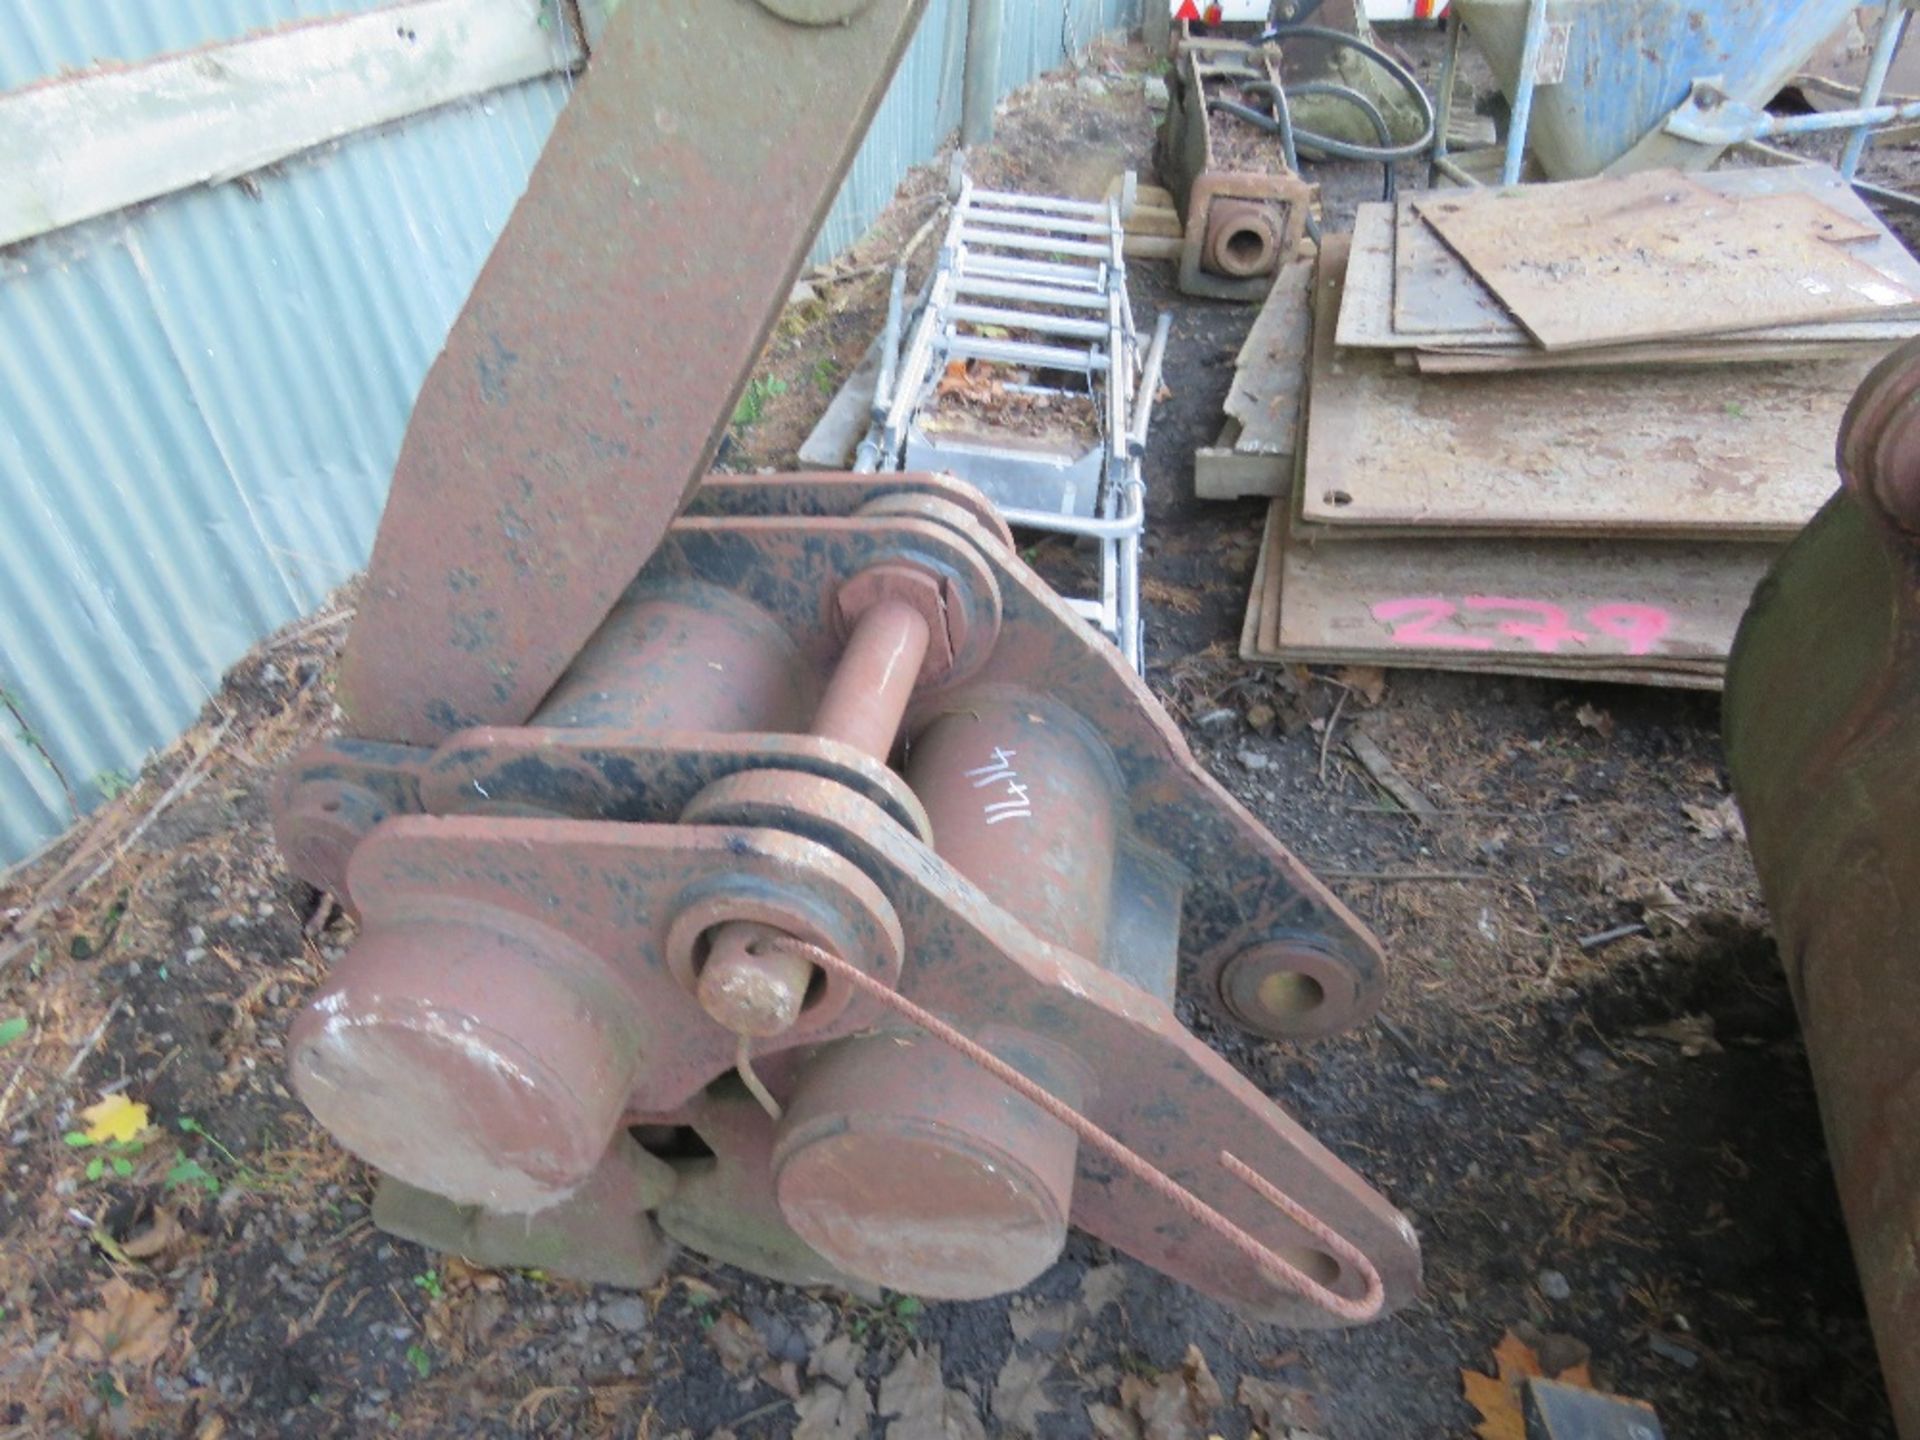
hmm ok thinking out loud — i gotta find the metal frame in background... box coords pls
[1428,0,1920,205]
[857,176,1172,672]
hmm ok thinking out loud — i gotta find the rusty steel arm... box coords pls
[339,0,931,744]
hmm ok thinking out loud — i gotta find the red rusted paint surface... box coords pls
[335,1,931,744]
[1726,339,1920,1438]
[1156,39,1317,299]
[772,1029,1082,1299]
[280,481,1413,1318]
[905,694,1121,961]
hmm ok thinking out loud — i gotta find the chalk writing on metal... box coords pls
[963,746,1034,825]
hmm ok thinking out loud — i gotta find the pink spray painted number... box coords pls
[1369,598,1674,657]
[1368,598,1496,651]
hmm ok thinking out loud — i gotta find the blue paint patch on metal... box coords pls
[1453,0,1857,177]
[0,75,571,866]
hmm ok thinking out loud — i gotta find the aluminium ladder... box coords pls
[857,175,1172,672]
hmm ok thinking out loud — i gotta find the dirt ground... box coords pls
[0,28,1904,1440]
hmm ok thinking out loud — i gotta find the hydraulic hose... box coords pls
[1241,22,1437,163]
[1278,79,1399,200]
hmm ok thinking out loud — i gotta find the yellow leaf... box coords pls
[68,1278,174,1368]
[1462,1368,1525,1440]
[79,1094,150,1145]
[1491,1331,1545,1384]
[1464,1329,1597,1440]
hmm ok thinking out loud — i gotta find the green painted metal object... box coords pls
[1725,338,1920,1440]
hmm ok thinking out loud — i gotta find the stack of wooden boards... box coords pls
[1240,162,1920,688]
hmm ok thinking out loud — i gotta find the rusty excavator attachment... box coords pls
[1726,339,1920,1436]
[270,0,1421,1325]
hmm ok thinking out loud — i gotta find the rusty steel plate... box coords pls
[335,803,1421,1323]
[643,512,1388,1030]
[336,0,930,745]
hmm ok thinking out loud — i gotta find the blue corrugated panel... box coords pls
[998,0,1140,103]
[811,0,968,263]
[0,75,571,865]
[811,0,1142,263]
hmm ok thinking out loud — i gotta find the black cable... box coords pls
[1245,23,1437,162]
[1279,80,1398,200]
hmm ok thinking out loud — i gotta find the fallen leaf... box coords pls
[1573,702,1614,738]
[992,1349,1059,1436]
[810,1333,862,1388]
[1462,1329,1593,1440]
[1335,666,1387,706]
[1632,879,1690,935]
[760,1359,804,1400]
[78,1094,150,1145]
[1008,1297,1079,1350]
[1118,1344,1224,1440]
[1237,1373,1322,1433]
[1631,1014,1723,1057]
[511,1386,576,1427]
[1079,1262,1128,1317]
[878,1344,987,1439]
[793,1378,873,1440]
[705,1310,768,1377]
[120,1206,189,1262]
[1682,796,1745,843]
[68,1278,174,1368]
[0,1015,27,1048]
[1089,1402,1143,1440]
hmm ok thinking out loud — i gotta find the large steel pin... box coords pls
[695,588,933,1038]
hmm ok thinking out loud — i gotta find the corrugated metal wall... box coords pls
[813,0,1143,260]
[0,0,1140,868]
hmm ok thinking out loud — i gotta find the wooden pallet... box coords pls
[1194,254,1314,499]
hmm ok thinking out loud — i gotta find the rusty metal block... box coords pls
[1726,339,1920,1438]
[270,2,1416,1327]
[277,473,1420,1323]
[1157,39,1317,301]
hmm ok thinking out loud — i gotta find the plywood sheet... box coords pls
[1412,169,1920,351]
[1391,197,1510,339]
[1223,254,1314,454]
[1302,235,1870,537]
[1247,504,1776,688]
[1240,496,1277,661]
[1409,336,1892,374]
[1372,163,1920,355]
[1332,203,1406,352]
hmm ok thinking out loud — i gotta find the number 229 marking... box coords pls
[1369,598,1672,657]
